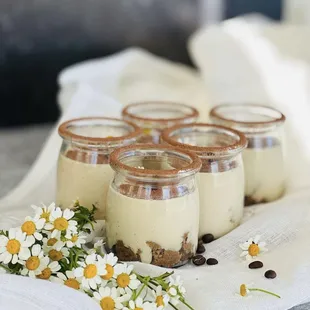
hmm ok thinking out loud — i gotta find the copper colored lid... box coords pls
[161,123,247,157]
[58,117,142,146]
[122,101,199,124]
[109,143,202,178]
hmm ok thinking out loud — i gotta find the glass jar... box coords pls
[106,144,201,268]
[210,104,286,206]
[122,101,199,143]
[162,123,247,239]
[57,117,142,219]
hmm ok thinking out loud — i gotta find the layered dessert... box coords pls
[161,123,247,239]
[57,152,114,219]
[56,117,141,219]
[106,186,199,267]
[198,164,244,238]
[106,144,201,267]
[243,140,285,205]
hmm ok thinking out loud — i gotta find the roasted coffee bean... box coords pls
[196,244,206,254]
[202,234,215,244]
[265,270,277,279]
[192,255,206,266]
[249,261,263,269]
[206,258,218,265]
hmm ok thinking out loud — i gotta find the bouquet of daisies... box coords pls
[0,202,193,310]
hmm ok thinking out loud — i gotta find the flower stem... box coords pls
[134,276,150,300]
[249,288,281,299]
[168,302,178,310]
[180,298,195,310]
[0,263,12,273]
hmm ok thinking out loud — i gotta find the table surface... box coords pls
[0,124,308,310]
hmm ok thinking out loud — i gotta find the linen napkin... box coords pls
[1,18,310,309]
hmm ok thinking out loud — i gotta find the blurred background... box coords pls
[1,0,283,128]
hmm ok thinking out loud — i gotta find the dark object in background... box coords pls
[0,0,198,127]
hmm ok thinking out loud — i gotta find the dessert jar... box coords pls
[106,144,201,268]
[56,117,142,219]
[122,101,199,144]
[210,104,286,205]
[162,123,247,239]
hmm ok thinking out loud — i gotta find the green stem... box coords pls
[134,276,150,300]
[168,302,178,310]
[180,298,195,310]
[249,288,281,299]
[0,263,13,273]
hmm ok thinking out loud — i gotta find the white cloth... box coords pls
[1,17,310,310]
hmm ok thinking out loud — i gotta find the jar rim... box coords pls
[122,101,199,124]
[210,104,286,128]
[161,123,247,157]
[109,143,202,178]
[58,117,142,145]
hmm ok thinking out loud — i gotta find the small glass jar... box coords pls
[162,123,247,238]
[122,101,199,143]
[210,104,286,206]
[106,144,201,268]
[57,117,142,219]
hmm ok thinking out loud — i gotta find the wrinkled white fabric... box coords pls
[1,17,310,310]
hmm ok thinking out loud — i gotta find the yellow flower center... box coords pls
[37,267,52,280]
[240,284,247,297]
[71,235,78,243]
[49,249,63,261]
[100,297,115,310]
[84,264,97,279]
[134,308,143,310]
[54,217,69,231]
[21,221,36,236]
[40,211,50,221]
[26,256,40,270]
[101,264,114,280]
[47,238,58,246]
[116,273,130,288]
[6,239,21,254]
[64,278,80,290]
[156,295,164,306]
[248,244,260,256]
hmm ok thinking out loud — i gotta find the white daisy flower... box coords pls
[74,253,107,290]
[20,244,49,278]
[31,202,56,223]
[65,233,87,248]
[166,276,186,306]
[113,263,141,295]
[51,270,82,291]
[0,228,33,264]
[152,286,170,309]
[42,238,69,262]
[126,297,156,310]
[239,235,268,260]
[21,215,45,244]
[93,286,125,310]
[45,208,77,238]
[37,260,61,280]
[239,283,281,299]
[100,253,118,285]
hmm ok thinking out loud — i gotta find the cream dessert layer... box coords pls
[198,165,244,238]
[106,186,199,267]
[57,153,114,219]
[243,144,285,204]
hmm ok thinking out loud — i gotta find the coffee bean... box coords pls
[249,261,263,269]
[202,234,215,244]
[265,270,277,279]
[206,258,218,265]
[196,244,206,254]
[192,255,206,266]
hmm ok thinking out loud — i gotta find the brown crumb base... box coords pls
[244,196,267,207]
[147,233,194,268]
[111,240,141,262]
